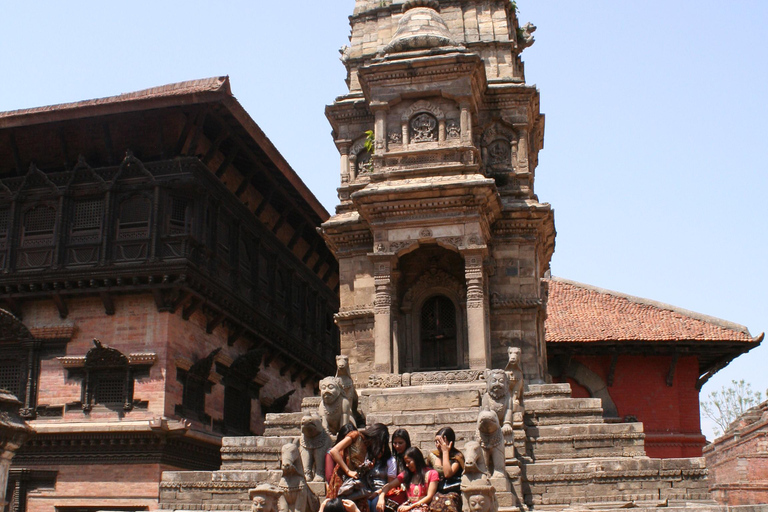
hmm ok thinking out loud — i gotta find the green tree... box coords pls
[701,379,765,436]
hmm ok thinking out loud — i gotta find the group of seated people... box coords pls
[321,423,464,512]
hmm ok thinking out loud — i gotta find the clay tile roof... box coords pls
[0,77,230,122]
[29,325,76,340]
[545,277,758,343]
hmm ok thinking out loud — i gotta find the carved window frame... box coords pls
[116,193,152,241]
[69,196,105,246]
[20,203,57,249]
[166,195,194,237]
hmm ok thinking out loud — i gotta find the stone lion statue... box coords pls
[318,376,353,436]
[299,414,332,482]
[476,410,507,481]
[503,347,524,416]
[249,484,282,512]
[482,369,514,437]
[335,355,360,422]
[278,442,319,512]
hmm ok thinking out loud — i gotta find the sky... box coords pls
[0,1,765,440]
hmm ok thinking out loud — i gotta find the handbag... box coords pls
[428,492,460,512]
[337,476,374,501]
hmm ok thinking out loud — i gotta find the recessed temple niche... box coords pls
[388,98,461,147]
[395,245,468,372]
[347,134,373,180]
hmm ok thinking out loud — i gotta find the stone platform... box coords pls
[160,380,723,512]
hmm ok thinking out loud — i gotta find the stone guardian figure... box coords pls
[318,376,354,436]
[278,442,319,512]
[299,414,332,482]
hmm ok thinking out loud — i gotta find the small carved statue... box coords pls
[318,376,354,436]
[278,442,320,512]
[517,22,536,50]
[482,370,514,437]
[335,355,360,420]
[249,484,282,512]
[475,410,507,481]
[503,347,524,417]
[461,440,494,511]
[462,480,498,512]
[299,414,332,482]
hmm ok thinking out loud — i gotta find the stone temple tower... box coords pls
[322,0,555,385]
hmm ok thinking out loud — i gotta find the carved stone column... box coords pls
[338,141,352,183]
[371,102,388,154]
[372,256,396,373]
[463,250,490,369]
[0,391,33,509]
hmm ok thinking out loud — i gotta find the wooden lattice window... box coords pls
[239,235,253,278]
[168,196,192,235]
[182,375,206,413]
[117,196,151,240]
[258,252,271,287]
[0,207,9,240]
[22,205,56,247]
[70,198,103,244]
[0,358,22,397]
[93,372,127,406]
[420,295,458,370]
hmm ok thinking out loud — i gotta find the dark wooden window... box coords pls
[420,295,458,370]
[70,198,103,244]
[0,357,22,398]
[168,196,192,235]
[182,375,206,414]
[92,372,127,406]
[224,385,251,434]
[117,196,151,240]
[0,207,9,241]
[22,205,56,247]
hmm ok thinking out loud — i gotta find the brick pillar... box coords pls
[0,391,33,509]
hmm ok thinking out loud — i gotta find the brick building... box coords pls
[704,400,768,505]
[0,77,339,512]
[545,278,761,458]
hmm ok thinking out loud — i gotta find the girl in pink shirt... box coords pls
[375,447,438,512]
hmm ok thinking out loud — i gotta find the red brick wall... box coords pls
[704,408,768,506]
[25,463,174,512]
[560,354,706,458]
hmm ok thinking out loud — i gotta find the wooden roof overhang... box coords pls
[0,77,337,288]
[547,335,763,390]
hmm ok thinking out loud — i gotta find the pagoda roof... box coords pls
[545,277,759,344]
[0,76,329,223]
[544,277,762,387]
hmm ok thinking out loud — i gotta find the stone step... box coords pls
[263,411,303,436]
[524,383,573,400]
[220,436,297,470]
[524,397,605,426]
[526,422,646,460]
[523,457,711,508]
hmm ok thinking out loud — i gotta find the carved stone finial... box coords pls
[384,2,458,54]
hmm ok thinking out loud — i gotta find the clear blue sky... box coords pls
[1,1,765,440]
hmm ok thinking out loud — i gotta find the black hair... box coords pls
[335,423,357,446]
[435,426,461,459]
[402,446,428,487]
[361,423,391,461]
[324,498,346,512]
[391,429,411,471]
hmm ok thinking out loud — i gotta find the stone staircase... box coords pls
[160,381,721,512]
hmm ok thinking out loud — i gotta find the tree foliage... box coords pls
[701,379,765,436]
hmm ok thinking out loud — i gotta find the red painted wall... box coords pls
[555,354,706,458]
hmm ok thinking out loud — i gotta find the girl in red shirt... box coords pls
[375,447,438,512]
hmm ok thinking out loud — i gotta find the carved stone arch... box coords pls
[401,99,445,122]
[401,268,465,312]
[481,121,519,170]
[557,359,619,418]
[111,150,154,187]
[481,120,518,146]
[18,164,60,197]
[0,308,32,342]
